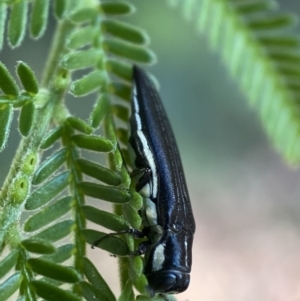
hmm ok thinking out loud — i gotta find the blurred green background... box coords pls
[2,1,300,300]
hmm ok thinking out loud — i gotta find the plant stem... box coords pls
[0,19,73,248]
[41,19,74,87]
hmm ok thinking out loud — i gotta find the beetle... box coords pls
[128,66,196,296]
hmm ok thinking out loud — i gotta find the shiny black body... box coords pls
[129,66,195,295]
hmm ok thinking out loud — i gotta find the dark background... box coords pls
[2,1,300,300]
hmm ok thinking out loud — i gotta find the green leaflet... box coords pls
[40,126,64,149]
[122,203,142,229]
[80,181,130,203]
[0,250,18,278]
[277,65,300,77]
[24,196,73,232]
[101,19,148,45]
[247,14,297,31]
[77,158,121,186]
[38,277,63,289]
[62,49,102,70]
[0,103,13,151]
[0,62,19,97]
[72,134,114,152]
[128,256,144,279]
[30,0,50,38]
[8,0,27,47]
[31,220,74,242]
[67,116,94,134]
[0,3,7,51]
[70,70,105,96]
[104,115,118,142]
[79,281,109,301]
[112,105,129,122]
[109,82,131,101]
[103,38,156,63]
[90,93,110,129]
[21,239,56,254]
[233,0,276,15]
[269,51,300,64]
[25,171,70,210]
[67,26,99,49]
[257,35,300,47]
[0,272,23,301]
[83,257,116,301]
[119,148,130,169]
[82,205,129,231]
[41,244,75,263]
[106,59,132,82]
[82,229,129,256]
[130,275,148,296]
[69,7,98,23]
[118,280,134,301]
[31,280,81,301]
[28,258,81,283]
[54,0,70,19]
[16,61,39,94]
[116,128,128,145]
[32,148,68,185]
[19,100,35,136]
[129,191,143,210]
[100,1,135,16]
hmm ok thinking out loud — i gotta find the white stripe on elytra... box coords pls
[137,129,158,198]
[133,83,158,198]
[133,85,142,130]
[134,113,142,130]
[184,236,188,268]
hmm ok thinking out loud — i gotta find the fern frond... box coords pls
[0,0,159,300]
[171,0,300,164]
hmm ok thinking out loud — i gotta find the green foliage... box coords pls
[2,0,299,300]
[0,62,19,96]
[8,0,27,47]
[0,1,157,300]
[169,0,300,164]
[19,100,35,136]
[30,0,50,38]
[0,104,13,150]
[16,61,39,94]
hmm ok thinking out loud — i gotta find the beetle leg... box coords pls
[135,241,150,255]
[92,228,145,249]
[131,167,152,194]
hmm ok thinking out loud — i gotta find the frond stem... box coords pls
[41,19,74,87]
